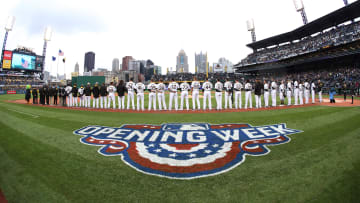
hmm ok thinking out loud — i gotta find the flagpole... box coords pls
[64,60,66,80]
[57,55,59,80]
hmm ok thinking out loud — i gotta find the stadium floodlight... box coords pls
[44,26,52,41]
[246,19,256,43]
[1,16,16,71]
[42,26,52,79]
[293,0,304,12]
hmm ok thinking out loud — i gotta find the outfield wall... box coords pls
[72,76,105,86]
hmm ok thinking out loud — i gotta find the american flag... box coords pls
[58,49,64,56]
[21,58,29,68]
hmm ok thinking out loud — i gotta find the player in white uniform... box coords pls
[304,81,310,104]
[287,80,292,106]
[214,79,223,110]
[157,79,167,111]
[311,81,316,104]
[107,82,116,109]
[135,79,145,111]
[78,85,85,107]
[234,80,243,109]
[299,81,304,105]
[279,81,285,106]
[168,79,179,111]
[224,78,233,109]
[271,80,277,107]
[318,80,323,103]
[126,79,136,110]
[202,78,213,110]
[244,80,252,109]
[264,80,270,108]
[65,84,72,107]
[147,80,157,111]
[293,80,299,105]
[180,82,190,110]
[191,77,201,110]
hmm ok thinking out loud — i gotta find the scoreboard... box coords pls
[2,50,43,72]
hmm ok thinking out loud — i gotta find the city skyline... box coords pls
[1,0,356,76]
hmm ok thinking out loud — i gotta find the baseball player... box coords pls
[126,78,136,110]
[224,78,233,109]
[215,79,223,110]
[311,81,316,104]
[147,80,157,111]
[157,79,167,111]
[304,81,310,104]
[107,82,117,109]
[168,79,179,111]
[116,80,127,110]
[254,79,262,108]
[84,83,92,108]
[78,84,85,107]
[100,83,108,109]
[299,81,304,105]
[191,77,201,110]
[318,79,323,103]
[234,79,243,109]
[180,82,190,110]
[136,79,145,111]
[264,80,270,108]
[65,83,72,107]
[294,80,299,105]
[287,80,292,106]
[244,80,252,109]
[202,78,213,110]
[279,81,285,106]
[271,79,277,107]
[72,83,79,107]
[92,82,100,108]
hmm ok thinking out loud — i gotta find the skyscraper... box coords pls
[122,56,133,71]
[84,52,95,72]
[176,50,189,73]
[195,52,207,74]
[112,58,120,73]
[74,62,79,73]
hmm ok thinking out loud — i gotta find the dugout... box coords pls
[72,76,105,86]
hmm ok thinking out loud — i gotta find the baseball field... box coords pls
[0,94,359,202]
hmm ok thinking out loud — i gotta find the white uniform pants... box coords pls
[137,93,144,111]
[169,92,178,110]
[319,91,322,103]
[245,91,252,109]
[157,93,167,110]
[127,92,135,110]
[264,91,269,107]
[299,91,304,105]
[203,91,212,110]
[279,92,285,103]
[79,96,85,107]
[235,91,242,109]
[271,90,277,107]
[215,92,222,110]
[192,91,201,110]
[287,91,292,105]
[72,96,78,107]
[148,92,157,111]
[225,92,232,109]
[294,89,299,105]
[180,91,189,110]
[67,94,73,107]
[255,95,261,108]
[108,94,116,109]
[118,96,125,109]
[311,90,315,103]
[93,97,99,108]
[305,90,310,104]
[85,96,91,108]
[100,96,107,108]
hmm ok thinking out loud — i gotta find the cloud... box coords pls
[11,0,106,36]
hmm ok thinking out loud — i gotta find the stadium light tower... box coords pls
[1,16,15,72]
[293,0,308,24]
[246,19,256,43]
[42,26,52,79]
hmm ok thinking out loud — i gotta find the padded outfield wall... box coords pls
[72,76,105,86]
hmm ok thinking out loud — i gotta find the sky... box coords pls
[0,0,357,77]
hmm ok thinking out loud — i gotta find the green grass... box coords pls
[0,94,359,203]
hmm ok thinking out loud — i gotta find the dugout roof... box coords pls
[246,1,360,50]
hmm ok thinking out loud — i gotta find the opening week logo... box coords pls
[74,123,302,179]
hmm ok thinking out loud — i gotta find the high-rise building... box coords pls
[112,58,120,73]
[122,56,133,71]
[84,52,95,72]
[129,60,141,73]
[218,57,234,73]
[176,49,189,73]
[74,62,79,73]
[195,52,207,74]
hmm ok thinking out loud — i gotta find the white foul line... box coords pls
[7,109,39,118]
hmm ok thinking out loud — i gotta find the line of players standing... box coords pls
[47,77,323,111]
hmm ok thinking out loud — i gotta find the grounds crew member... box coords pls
[136,79,146,111]
[263,80,270,108]
[78,84,85,107]
[72,83,79,107]
[202,78,213,110]
[92,82,100,108]
[191,76,201,110]
[224,78,233,109]
[214,79,223,110]
[147,79,157,111]
[116,80,127,110]
[126,78,136,110]
[180,81,190,111]
[107,82,117,109]
[254,79,263,109]
[100,83,108,109]
[84,83,92,108]
[32,86,38,104]
[65,83,72,107]
[244,80,252,109]
[168,78,179,111]
[157,79,167,111]
[234,79,243,109]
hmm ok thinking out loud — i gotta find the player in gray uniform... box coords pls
[234,79,243,109]
[157,79,167,111]
[180,82,190,110]
[147,80,157,111]
[191,77,201,110]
